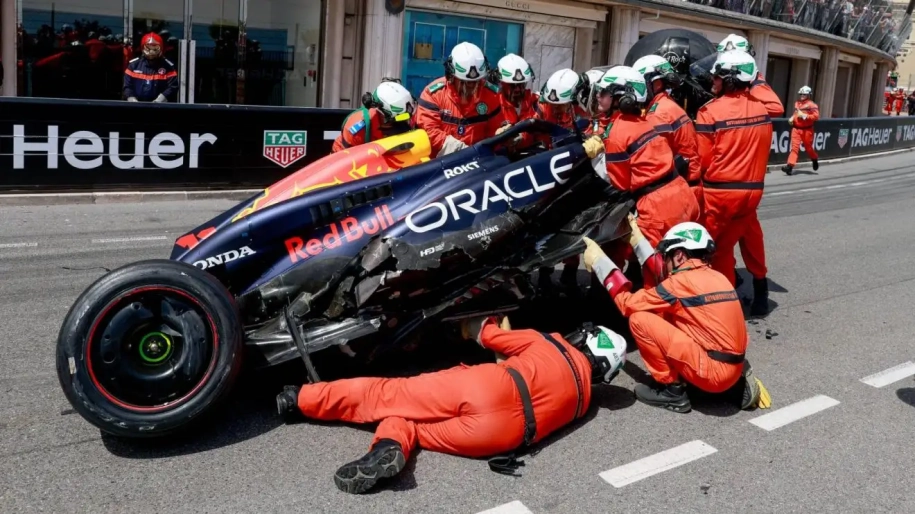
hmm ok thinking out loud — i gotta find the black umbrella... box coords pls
[623,29,719,119]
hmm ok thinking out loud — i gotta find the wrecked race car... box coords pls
[55,119,634,438]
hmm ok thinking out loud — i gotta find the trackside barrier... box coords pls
[2,97,915,192]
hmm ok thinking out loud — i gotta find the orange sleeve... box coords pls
[750,81,784,117]
[695,107,715,174]
[613,281,678,318]
[480,322,539,357]
[807,102,820,123]
[603,129,631,191]
[415,87,448,156]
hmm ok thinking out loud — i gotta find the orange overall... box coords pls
[332,107,410,153]
[414,77,504,156]
[296,322,592,461]
[750,73,785,117]
[611,259,748,392]
[500,89,539,148]
[645,91,702,210]
[603,111,699,246]
[787,98,820,167]
[696,91,772,286]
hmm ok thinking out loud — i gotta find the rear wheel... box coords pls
[56,259,243,438]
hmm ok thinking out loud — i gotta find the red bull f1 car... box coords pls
[56,119,634,438]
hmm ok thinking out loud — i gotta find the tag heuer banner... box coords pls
[768,116,915,165]
[1,96,915,192]
[0,97,348,191]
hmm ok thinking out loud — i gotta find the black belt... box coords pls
[701,180,764,190]
[687,179,701,187]
[632,168,678,200]
[707,350,745,364]
[489,366,537,477]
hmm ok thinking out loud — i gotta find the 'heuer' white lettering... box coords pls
[12,125,217,170]
[851,127,892,148]
[194,246,256,270]
[444,161,480,179]
[406,152,574,233]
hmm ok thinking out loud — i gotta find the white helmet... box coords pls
[657,222,716,256]
[718,33,753,55]
[598,65,649,103]
[632,54,676,82]
[373,81,416,122]
[584,326,628,384]
[498,53,534,84]
[584,68,605,87]
[711,50,757,83]
[798,85,812,95]
[448,42,488,81]
[541,69,581,104]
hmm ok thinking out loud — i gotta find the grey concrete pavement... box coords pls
[2,153,915,513]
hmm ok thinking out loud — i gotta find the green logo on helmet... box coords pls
[630,82,647,96]
[597,332,616,350]
[735,63,755,76]
[675,229,704,242]
[476,102,488,115]
[455,63,467,73]
[501,69,512,77]
[560,89,572,98]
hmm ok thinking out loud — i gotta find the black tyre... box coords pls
[56,259,243,438]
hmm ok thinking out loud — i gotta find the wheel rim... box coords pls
[85,286,220,413]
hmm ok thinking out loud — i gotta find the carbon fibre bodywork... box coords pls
[169,119,632,370]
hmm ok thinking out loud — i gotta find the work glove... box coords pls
[740,361,772,410]
[582,135,604,159]
[495,123,512,136]
[154,93,168,103]
[582,237,631,298]
[627,214,655,266]
[460,315,500,344]
[127,96,138,102]
[439,135,469,156]
[798,112,807,120]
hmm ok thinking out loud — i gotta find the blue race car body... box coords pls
[169,119,632,372]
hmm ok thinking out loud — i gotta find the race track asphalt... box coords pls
[2,152,915,513]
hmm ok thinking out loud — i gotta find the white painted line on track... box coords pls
[0,242,38,249]
[860,361,915,388]
[764,172,915,197]
[91,236,169,244]
[748,395,840,431]
[598,440,717,488]
[475,501,534,514]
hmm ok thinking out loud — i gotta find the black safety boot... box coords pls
[634,381,692,413]
[781,164,793,175]
[750,278,770,317]
[812,159,819,171]
[276,385,301,418]
[334,439,407,494]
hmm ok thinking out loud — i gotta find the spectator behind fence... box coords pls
[124,33,178,103]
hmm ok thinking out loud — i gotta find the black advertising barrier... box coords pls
[768,116,915,164]
[0,97,351,192]
[2,97,915,192]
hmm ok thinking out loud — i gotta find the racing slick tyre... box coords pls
[56,259,243,439]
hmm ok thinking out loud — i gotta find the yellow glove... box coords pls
[583,136,604,159]
[581,236,608,273]
[500,316,511,330]
[627,214,645,248]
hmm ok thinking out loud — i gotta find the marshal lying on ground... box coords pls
[55,119,634,438]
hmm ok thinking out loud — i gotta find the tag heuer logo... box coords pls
[837,128,849,149]
[263,130,307,168]
[897,128,903,141]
